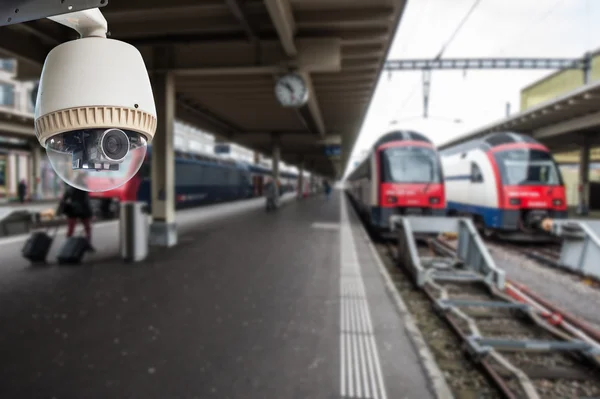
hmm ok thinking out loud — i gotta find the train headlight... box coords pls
[509,198,521,205]
[387,195,398,204]
[553,199,563,206]
[429,197,440,205]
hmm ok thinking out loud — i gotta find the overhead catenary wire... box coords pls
[434,0,484,60]
[393,0,484,120]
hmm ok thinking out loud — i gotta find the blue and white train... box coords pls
[440,132,567,241]
[88,147,298,218]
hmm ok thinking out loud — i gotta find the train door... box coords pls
[253,174,263,196]
[0,154,6,199]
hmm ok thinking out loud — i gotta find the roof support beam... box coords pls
[264,0,296,57]
[224,0,261,64]
[263,0,326,137]
[0,25,52,74]
[534,110,600,140]
[151,38,340,75]
[237,133,341,145]
[175,95,240,139]
[315,135,342,145]
[298,71,325,136]
[11,23,62,46]
[225,0,259,42]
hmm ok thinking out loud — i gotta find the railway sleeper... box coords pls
[494,364,594,381]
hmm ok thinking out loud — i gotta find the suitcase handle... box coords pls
[43,221,87,239]
[47,224,60,238]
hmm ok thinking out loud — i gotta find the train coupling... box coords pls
[523,210,552,232]
[540,218,554,233]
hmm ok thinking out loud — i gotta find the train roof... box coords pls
[481,132,540,147]
[147,146,298,177]
[247,163,298,178]
[372,130,433,149]
[439,131,545,156]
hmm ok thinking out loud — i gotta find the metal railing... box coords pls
[390,215,505,289]
[550,219,600,280]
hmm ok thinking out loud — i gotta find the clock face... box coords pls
[274,73,309,107]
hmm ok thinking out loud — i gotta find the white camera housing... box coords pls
[34,11,157,192]
[35,37,157,144]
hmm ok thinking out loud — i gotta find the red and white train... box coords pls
[346,130,446,233]
[440,132,567,241]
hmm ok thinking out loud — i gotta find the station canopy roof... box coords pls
[439,79,600,154]
[0,0,407,178]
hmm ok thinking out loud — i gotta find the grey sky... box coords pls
[345,0,599,174]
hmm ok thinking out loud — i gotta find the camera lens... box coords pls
[100,129,130,161]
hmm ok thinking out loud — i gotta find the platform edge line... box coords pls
[347,198,455,399]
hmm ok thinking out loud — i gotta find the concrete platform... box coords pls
[0,191,436,399]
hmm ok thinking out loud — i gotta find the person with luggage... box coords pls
[58,175,95,253]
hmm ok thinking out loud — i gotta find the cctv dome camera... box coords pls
[35,37,157,192]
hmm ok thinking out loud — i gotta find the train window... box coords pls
[228,168,239,186]
[470,162,483,183]
[211,167,221,185]
[176,162,203,186]
[212,166,223,185]
[217,167,227,185]
[380,147,441,183]
[485,133,515,146]
[206,167,215,185]
[494,149,563,186]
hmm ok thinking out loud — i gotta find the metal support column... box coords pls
[422,68,431,118]
[577,137,591,216]
[149,69,177,247]
[583,52,592,84]
[29,143,41,200]
[297,161,304,198]
[272,144,280,197]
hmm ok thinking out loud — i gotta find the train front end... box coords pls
[372,140,445,231]
[490,143,567,241]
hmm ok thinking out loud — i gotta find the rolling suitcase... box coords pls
[56,234,89,265]
[22,226,58,264]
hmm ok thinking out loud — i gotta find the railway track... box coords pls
[489,239,561,266]
[377,237,600,399]
[486,238,600,289]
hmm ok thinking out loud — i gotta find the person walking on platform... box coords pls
[265,178,280,211]
[323,180,332,200]
[57,176,95,252]
[17,179,27,203]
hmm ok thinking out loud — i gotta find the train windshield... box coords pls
[381,146,441,183]
[494,149,563,186]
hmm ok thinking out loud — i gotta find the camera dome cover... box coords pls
[34,37,157,147]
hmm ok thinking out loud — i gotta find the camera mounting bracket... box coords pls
[0,0,107,27]
[48,7,107,38]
